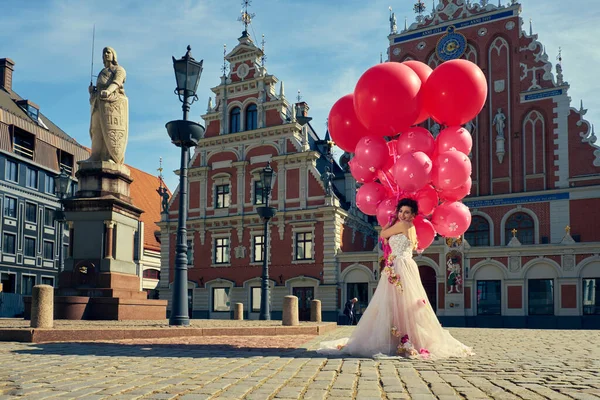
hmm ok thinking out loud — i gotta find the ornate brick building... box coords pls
[160,0,600,327]
[157,31,375,321]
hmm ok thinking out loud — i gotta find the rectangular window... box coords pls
[24,237,36,257]
[41,277,55,287]
[253,180,264,205]
[2,233,16,254]
[476,280,502,315]
[26,168,38,189]
[212,287,230,312]
[295,232,313,260]
[44,208,55,227]
[25,202,37,223]
[22,275,36,295]
[215,184,230,209]
[0,272,16,293]
[251,287,261,312]
[43,241,54,260]
[583,278,600,315]
[528,279,554,315]
[4,196,16,218]
[5,159,18,182]
[253,235,264,262]
[214,238,230,264]
[187,239,193,265]
[45,175,55,194]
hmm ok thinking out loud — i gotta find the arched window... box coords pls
[464,216,490,246]
[505,212,534,244]
[143,269,160,280]
[230,107,241,133]
[245,104,257,131]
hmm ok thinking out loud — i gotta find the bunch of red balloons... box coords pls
[328,59,487,252]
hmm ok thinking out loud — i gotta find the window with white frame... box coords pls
[41,276,54,287]
[5,159,18,182]
[253,180,264,205]
[215,184,230,209]
[2,232,16,254]
[45,174,55,194]
[25,202,37,223]
[4,196,16,218]
[24,237,36,257]
[253,234,264,262]
[44,208,55,227]
[26,167,38,189]
[186,239,193,265]
[212,287,231,312]
[43,241,54,260]
[0,272,16,293]
[214,237,230,264]
[295,231,313,260]
[22,274,36,295]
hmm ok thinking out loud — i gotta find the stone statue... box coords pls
[339,152,351,172]
[157,186,170,214]
[320,167,336,196]
[556,63,564,85]
[492,108,506,137]
[87,47,129,164]
[390,12,398,34]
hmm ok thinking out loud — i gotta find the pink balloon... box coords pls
[413,215,436,251]
[439,177,472,202]
[402,60,433,125]
[356,182,387,216]
[414,185,439,216]
[354,63,422,136]
[376,197,397,227]
[431,149,472,190]
[396,127,435,157]
[431,201,472,238]
[382,140,398,171]
[391,151,432,193]
[349,158,377,183]
[354,136,390,172]
[435,126,473,155]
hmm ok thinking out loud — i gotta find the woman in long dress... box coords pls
[319,198,473,359]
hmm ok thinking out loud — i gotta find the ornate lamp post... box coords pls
[166,46,205,326]
[256,162,277,320]
[54,168,72,274]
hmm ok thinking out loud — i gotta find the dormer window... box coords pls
[12,127,35,160]
[16,100,39,123]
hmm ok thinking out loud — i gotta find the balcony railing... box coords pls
[13,142,34,159]
[59,163,73,175]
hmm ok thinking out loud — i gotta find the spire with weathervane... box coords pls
[238,0,255,38]
[413,0,426,23]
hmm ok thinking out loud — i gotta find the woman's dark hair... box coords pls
[395,198,418,216]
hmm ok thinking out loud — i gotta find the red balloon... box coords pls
[376,197,397,227]
[354,136,389,171]
[422,59,488,126]
[439,177,472,202]
[328,94,371,153]
[356,182,387,216]
[431,201,472,238]
[431,149,472,190]
[349,158,377,183]
[396,127,435,157]
[391,151,432,193]
[413,215,436,251]
[354,63,421,136]
[414,184,439,215]
[435,125,473,155]
[382,139,398,171]
[402,60,433,124]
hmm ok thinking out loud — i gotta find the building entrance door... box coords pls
[292,287,314,321]
[418,265,437,312]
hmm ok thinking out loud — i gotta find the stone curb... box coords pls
[0,322,338,343]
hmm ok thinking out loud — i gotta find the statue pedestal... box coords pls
[55,161,167,320]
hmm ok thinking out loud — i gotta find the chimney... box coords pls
[0,58,15,93]
[295,101,309,117]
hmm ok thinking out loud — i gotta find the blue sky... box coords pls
[2,0,599,191]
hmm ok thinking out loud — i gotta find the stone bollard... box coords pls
[310,299,322,322]
[282,295,299,326]
[234,302,244,320]
[30,285,54,329]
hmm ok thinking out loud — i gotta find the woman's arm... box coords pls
[380,220,409,239]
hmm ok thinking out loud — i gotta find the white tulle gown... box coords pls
[318,233,474,359]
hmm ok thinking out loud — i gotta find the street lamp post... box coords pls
[54,168,72,274]
[166,45,205,326]
[256,162,277,320]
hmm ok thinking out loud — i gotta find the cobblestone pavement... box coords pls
[1,327,599,400]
